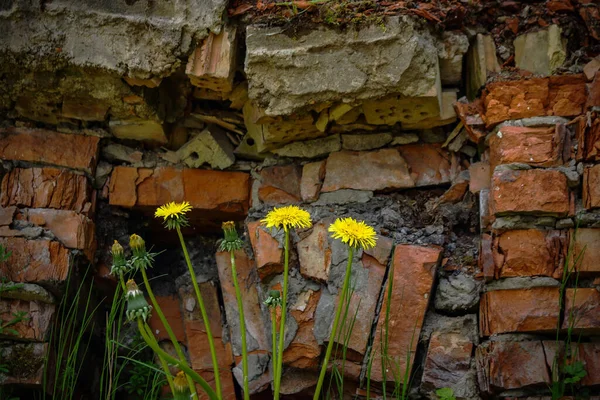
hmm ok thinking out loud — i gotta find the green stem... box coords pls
[230,250,250,400]
[142,322,176,394]
[140,267,197,397]
[270,307,278,385]
[176,226,222,399]
[313,247,354,400]
[273,229,290,400]
[137,319,219,400]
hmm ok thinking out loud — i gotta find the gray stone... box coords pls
[391,133,420,145]
[419,129,446,143]
[233,353,269,385]
[341,132,392,151]
[492,116,569,136]
[514,25,566,76]
[272,135,341,159]
[492,215,557,230]
[94,161,113,189]
[556,218,574,229]
[176,125,235,170]
[434,273,481,313]
[485,277,560,291]
[102,143,143,164]
[0,283,55,304]
[0,0,227,77]
[555,166,579,188]
[314,189,373,205]
[437,31,470,85]
[245,16,440,116]
[421,313,479,344]
[466,34,501,99]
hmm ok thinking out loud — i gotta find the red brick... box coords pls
[321,149,414,192]
[247,220,283,279]
[480,288,560,336]
[397,144,458,187]
[147,295,185,343]
[1,168,92,214]
[480,233,495,281]
[469,162,491,193]
[569,228,600,274]
[576,114,600,161]
[363,236,393,266]
[492,230,565,278]
[370,244,441,382]
[0,128,99,174]
[109,167,250,219]
[587,71,600,109]
[491,169,569,216]
[583,164,600,210]
[489,125,566,169]
[0,238,72,286]
[196,369,237,400]
[483,76,586,127]
[0,298,55,341]
[283,289,321,368]
[180,282,233,371]
[297,221,332,283]
[0,206,16,226]
[300,160,326,202]
[579,342,600,386]
[25,209,96,261]
[563,288,600,332]
[476,340,551,394]
[258,165,302,205]
[421,332,473,393]
[216,249,269,354]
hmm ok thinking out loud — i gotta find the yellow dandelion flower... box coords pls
[261,205,312,232]
[173,371,189,395]
[328,217,377,250]
[154,201,192,229]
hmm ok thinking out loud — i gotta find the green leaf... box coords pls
[436,387,456,400]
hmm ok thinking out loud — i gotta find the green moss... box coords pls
[4,344,43,378]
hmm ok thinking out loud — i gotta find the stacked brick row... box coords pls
[0,128,98,387]
[462,72,600,395]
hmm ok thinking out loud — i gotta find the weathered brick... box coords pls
[489,125,567,169]
[569,228,600,274]
[180,282,233,371]
[0,128,99,174]
[258,165,302,205]
[109,167,250,219]
[563,288,600,332]
[480,288,560,336]
[247,220,283,280]
[397,144,457,187]
[282,289,322,369]
[492,230,565,278]
[483,76,586,127]
[24,209,96,261]
[147,295,185,343]
[216,249,269,354]
[297,221,332,283]
[575,114,600,161]
[369,244,441,382]
[300,160,326,203]
[1,168,93,214]
[583,164,600,210]
[0,238,72,287]
[0,298,55,341]
[469,162,491,193]
[491,168,570,216]
[421,332,473,394]
[476,340,550,394]
[186,27,237,93]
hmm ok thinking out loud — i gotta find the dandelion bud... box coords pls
[173,371,191,399]
[264,290,282,308]
[110,240,128,276]
[125,279,153,322]
[129,234,146,254]
[218,221,243,252]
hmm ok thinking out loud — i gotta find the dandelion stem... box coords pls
[273,229,290,400]
[140,267,197,397]
[141,322,176,394]
[313,247,354,400]
[230,250,250,400]
[176,226,222,399]
[270,306,279,385]
[137,318,218,400]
